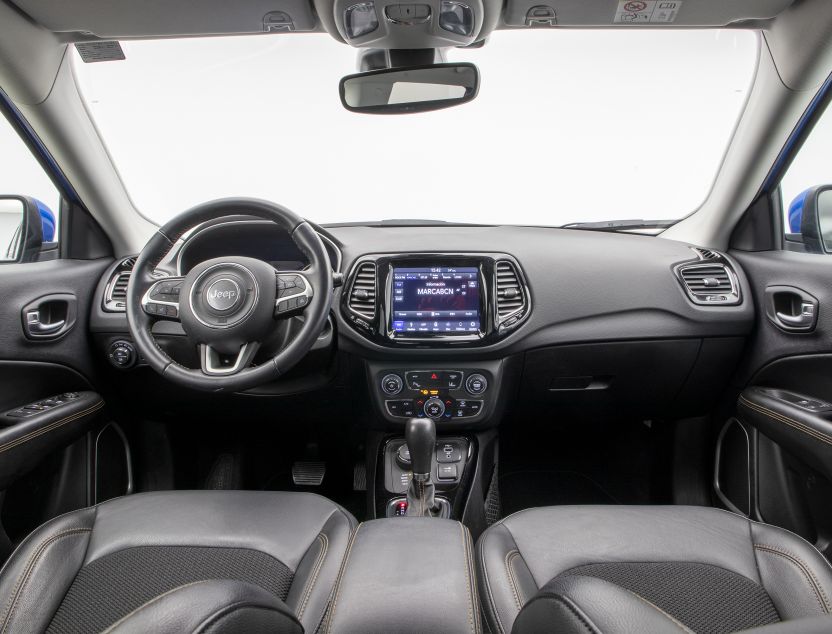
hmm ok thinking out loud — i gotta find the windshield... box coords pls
[72,30,758,228]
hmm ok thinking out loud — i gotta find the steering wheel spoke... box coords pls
[141,276,184,321]
[199,342,260,376]
[275,271,314,318]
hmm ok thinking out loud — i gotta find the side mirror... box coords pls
[339,63,479,114]
[800,185,832,254]
[0,195,44,263]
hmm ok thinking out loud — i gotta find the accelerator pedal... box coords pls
[353,463,367,491]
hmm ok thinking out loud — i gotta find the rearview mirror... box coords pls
[0,196,44,263]
[339,63,479,114]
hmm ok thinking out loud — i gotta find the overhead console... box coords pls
[341,253,530,347]
[504,0,796,28]
[322,0,502,47]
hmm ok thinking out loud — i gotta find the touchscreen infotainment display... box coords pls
[390,266,481,335]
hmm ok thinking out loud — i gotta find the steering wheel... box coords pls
[126,198,334,392]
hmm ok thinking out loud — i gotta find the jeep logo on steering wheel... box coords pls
[205,278,242,312]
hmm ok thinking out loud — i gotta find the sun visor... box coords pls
[504,0,797,28]
[12,0,319,38]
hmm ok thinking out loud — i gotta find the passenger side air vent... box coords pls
[347,261,377,321]
[495,260,528,326]
[677,260,741,306]
[103,257,136,312]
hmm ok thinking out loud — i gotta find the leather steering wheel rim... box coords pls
[126,198,333,392]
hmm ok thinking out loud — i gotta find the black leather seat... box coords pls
[476,506,832,634]
[0,490,356,633]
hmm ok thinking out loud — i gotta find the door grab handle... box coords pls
[21,294,77,341]
[765,286,819,333]
[774,309,812,327]
[26,312,66,334]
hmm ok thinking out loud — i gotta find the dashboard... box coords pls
[90,217,756,426]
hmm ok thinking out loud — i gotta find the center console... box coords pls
[343,253,523,527]
[378,434,474,518]
[323,517,480,634]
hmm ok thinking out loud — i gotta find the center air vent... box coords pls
[347,261,377,321]
[103,257,136,312]
[677,261,740,306]
[495,260,527,324]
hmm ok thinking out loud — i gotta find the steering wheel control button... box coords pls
[275,273,313,316]
[381,374,404,395]
[205,278,243,313]
[150,280,183,302]
[424,397,445,419]
[465,373,488,395]
[143,277,183,319]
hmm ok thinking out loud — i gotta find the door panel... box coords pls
[0,257,111,553]
[729,249,832,554]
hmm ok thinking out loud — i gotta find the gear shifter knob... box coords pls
[405,417,435,477]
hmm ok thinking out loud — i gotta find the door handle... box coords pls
[25,311,66,334]
[775,302,816,326]
[765,286,819,333]
[21,293,77,341]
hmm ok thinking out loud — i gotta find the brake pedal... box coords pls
[292,461,326,486]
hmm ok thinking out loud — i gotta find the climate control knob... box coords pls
[381,373,404,396]
[423,397,446,419]
[465,373,488,395]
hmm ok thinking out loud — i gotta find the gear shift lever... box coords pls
[406,417,435,478]
[405,417,440,517]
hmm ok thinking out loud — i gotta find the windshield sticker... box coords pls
[614,1,682,24]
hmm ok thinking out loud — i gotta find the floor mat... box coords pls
[497,416,659,517]
[262,464,367,521]
[499,469,619,517]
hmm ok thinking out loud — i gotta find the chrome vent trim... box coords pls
[103,257,136,312]
[347,261,377,320]
[677,261,741,306]
[692,247,718,260]
[495,260,527,322]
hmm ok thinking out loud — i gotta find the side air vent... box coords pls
[348,261,377,321]
[103,257,136,312]
[677,261,740,305]
[495,260,528,325]
[110,273,130,301]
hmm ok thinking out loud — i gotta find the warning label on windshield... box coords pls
[614,1,682,24]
